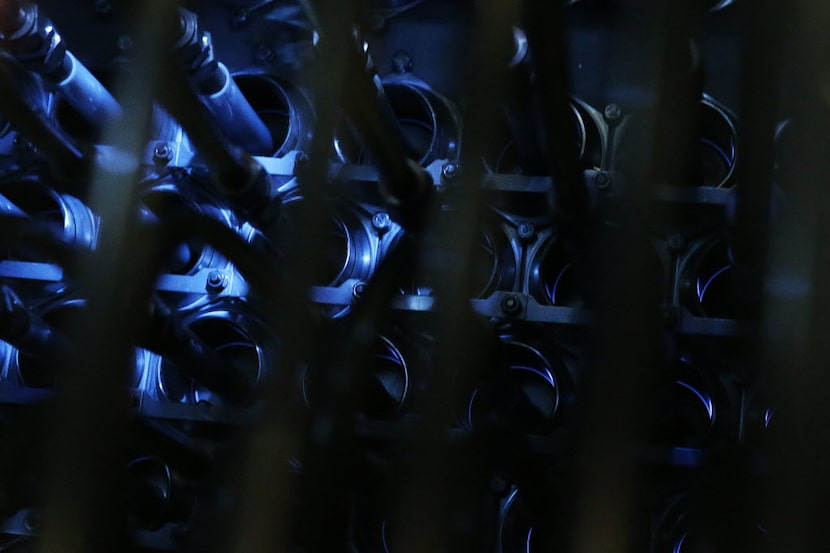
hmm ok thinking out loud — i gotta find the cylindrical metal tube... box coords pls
[174,9,273,156]
[199,63,273,155]
[161,12,273,219]
[55,52,122,127]
[0,2,122,130]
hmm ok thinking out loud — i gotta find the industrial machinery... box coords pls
[0,0,827,552]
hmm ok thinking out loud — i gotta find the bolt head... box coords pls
[392,50,413,73]
[372,212,391,232]
[604,103,622,122]
[206,270,227,292]
[352,282,366,299]
[152,143,172,164]
[594,172,611,191]
[442,162,459,181]
[501,294,522,315]
[517,223,536,241]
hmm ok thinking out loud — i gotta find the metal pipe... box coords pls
[158,49,273,221]
[55,51,122,128]
[174,8,273,156]
[197,62,273,156]
[0,1,122,127]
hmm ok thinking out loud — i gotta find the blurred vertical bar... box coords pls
[763,3,830,552]
[278,5,381,553]
[523,1,588,223]
[648,2,701,190]
[226,1,357,551]
[387,3,521,553]
[680,1,787,551]
[513,5,584,552]
[35,1,181,552]
[731,0,783,313]
[568,2,679,552]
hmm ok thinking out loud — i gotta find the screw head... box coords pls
[152,142,172,165]
[501,294,522,315]
[372,212,391,232]
[392,50,413,73]
[604,103,622,122]
[206,270,227,292]
[442,162,459,181]
[352,282,366,299]
[517,223,536,241]
[594,172,611,191]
